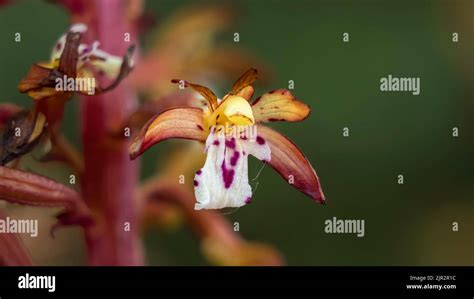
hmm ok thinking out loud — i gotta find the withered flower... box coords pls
[130,68,325,210]
[0,108,47,166]
[18,23,135,125]
[2,23,135,168]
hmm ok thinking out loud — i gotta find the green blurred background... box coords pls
[0,0,472,265]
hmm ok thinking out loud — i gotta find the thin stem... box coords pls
[50,132,84,177]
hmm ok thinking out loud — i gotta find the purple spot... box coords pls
[243,151,247,156]
[225,137,236,149]
[55,42,62,51]
[196,124,203,131]
[221,160,235,189]
[256,136,266,145]
[268,118,286,122]
[213,140,220,146]
[196,169,202,175]
[194,180,199,186]
[269,90,275,94]
[245,197,252,204]
[230,151,240,166]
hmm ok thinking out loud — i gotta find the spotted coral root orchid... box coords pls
[130,68,325,210]
[18,23,135,124]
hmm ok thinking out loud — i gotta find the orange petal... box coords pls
[129,107,207,160]
[0,166,94,233]
[230,68,258,98]
[252,89,310,123]
[17,64,58,101]
[257,125,325,203]
[0,210,33,266]
[235,85,255,101]
[171,79,218,111]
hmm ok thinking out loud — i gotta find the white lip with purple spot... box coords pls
[194,126,271,210]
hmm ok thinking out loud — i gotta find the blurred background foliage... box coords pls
[0,0,472,265]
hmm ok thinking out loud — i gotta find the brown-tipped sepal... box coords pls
[257,125,325,203]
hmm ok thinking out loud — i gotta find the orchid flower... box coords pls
[2,23,135,169]
[18,23,135,125]
[125,5,267,135]
[130,68,325,210]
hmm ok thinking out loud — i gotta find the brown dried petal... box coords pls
[17,64,61,101]
[58,31,81,78]
[18,31,81,101]
[94,45,136,94]
[0,109,47,166]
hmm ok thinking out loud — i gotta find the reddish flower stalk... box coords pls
[79,0,142,265]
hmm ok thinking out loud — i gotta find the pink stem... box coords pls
[80,0,142,265]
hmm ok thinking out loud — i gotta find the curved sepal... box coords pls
[171,79,218,111]
[257,125,325,203]
[129,107,207,160]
